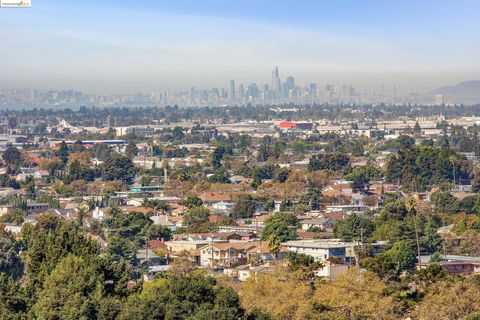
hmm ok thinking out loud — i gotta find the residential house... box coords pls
[418,255,480,276]
[217,225,262,234]
[165,240,210,255]
[91,207,106,220]
[199,241,261,268]
[438,262,480,275]
[149,215,180,231]
[118,206,152,215]
[3,224,22,234]
[148,239,168,252]
[247,242,289,263]
[209,214,226,224]
[29,202,49,214]
[324,204,368,213]
[136,248,161,266]
[0,202,49,215]
[319,211,346,221]
[212,201,234,214]
[316,261,349,280]
[323,183,353,196]
[0,188,21,198]
[224,264,275,282]
[300,218,336,231]
[229,175,248,184]
[281,240,354,263]
[47,208,76,219]
[297,230,333,240]
[253,214,272,226]
[165,239,210,264]
[199,192,231,206]
[16,170,50,182]
[368,183,397,195]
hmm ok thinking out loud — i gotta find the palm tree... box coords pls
[449,155,458,189]
[147,141,153,157]
[405,197,421,269]
[267,235,281,263]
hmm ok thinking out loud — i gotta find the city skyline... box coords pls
[1,65,454,108]
[1,0,479,94]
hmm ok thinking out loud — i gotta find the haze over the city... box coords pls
[1,0,479,94]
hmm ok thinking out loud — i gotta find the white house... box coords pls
[281,240,354,263]
[149,215,180,231]
[316,261,349,280]
[92,207,106,220]
[212,201,234,214]
[300,218,336,231]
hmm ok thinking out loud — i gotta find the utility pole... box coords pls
[413,213,422,269]
[359,227,365,248]
[358,227,365,266]
[145,227,150,266]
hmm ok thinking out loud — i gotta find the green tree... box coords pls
[0,272,29,317]
[0,228,23,280]
[145,199,170,215]
[413,121,422,135]
[68,159,83,181]
[208,167,230,184]
[261,212,298,242]
[211,146,226,169]
[308,152,350,172]
[103,154,135,184]
[33,255,104,319]
[346,166,380,192]
[125,142,139,159]
[430,191,459,214]
[364,239,417,277]
[383,240,417,270]
[25,214,100,291]
[1,210,24,227]
[0,174,20,189]
[274,167,290,183]
[231,194,256,219]
[183,207,210,231]
[184,195,203,209]
[2,146,21,165]
[250,168,262,190]
[57,141,69,164]
[333,214,375,241]
[266,234,281,262]
[286,252,323,281]
[299,186,321,211]
[120,274,247,320]
[143,224,172,241]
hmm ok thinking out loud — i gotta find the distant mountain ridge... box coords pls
[431,80,480,104]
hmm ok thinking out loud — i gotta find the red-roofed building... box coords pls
[148,239,168,251]
[279,122,313,130]
[199,192,231,206]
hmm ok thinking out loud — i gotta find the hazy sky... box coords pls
[1,0,479,94]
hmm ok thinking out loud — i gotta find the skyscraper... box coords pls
[393,86,397,105]
[271,66,281,93]
[435,94,445,106]
[238,84,245,99]
[308,83,317,98]
[229,80,235,101]
[286,76,295,91]
[271,66,279,87]
[246,83,259,98]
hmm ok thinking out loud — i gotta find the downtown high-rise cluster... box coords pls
[1,66,422,109]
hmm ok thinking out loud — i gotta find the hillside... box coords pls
[431,80,480,104]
